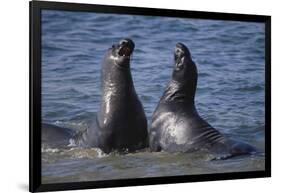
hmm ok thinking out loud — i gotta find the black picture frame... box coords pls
[29,1,271,192]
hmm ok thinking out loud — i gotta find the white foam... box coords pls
[94,148,108,158]
[41,148,60,153]
[67,138,77,147]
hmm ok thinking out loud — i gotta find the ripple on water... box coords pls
[42,149,265,183]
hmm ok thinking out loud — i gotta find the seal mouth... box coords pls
[118,46,131,57]
[174,43,191,66]
[117,39,135,57]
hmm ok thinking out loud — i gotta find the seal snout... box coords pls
[175,42,187,50]
[118,38,135,57]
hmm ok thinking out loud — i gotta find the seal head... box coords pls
[110,38,135,68]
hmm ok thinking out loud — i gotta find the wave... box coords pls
[42,147,108,159]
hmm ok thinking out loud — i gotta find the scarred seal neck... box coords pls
[161,78,197,105]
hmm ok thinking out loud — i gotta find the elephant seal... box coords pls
[42,39,148,153]
[149,43,256,159]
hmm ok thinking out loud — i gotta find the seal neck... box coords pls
[161,79,197,105]
[101,60,134,96]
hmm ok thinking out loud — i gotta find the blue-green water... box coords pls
[41,10,265,184]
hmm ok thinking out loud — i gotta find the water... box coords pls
[41,10,265,184]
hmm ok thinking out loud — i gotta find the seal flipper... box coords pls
[229,139,257,155]
[209,139,257,160]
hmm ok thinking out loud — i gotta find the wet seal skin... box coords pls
[42,39,148,153]
[149,43,257,159]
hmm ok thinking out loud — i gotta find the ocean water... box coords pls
[41,10,265,184]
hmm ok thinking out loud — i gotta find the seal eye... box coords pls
[119,40,127,45]
[175,48,182,54]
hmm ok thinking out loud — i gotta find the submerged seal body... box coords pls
[43,39,148,153]
[42,123,76,148]
[149,43,256,158]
